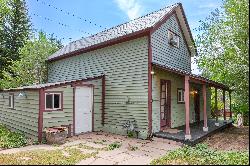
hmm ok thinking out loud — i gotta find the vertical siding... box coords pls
[47,37,149,138]
[152,67,211,132]
[0,91,39,139]
[151,15,191,73]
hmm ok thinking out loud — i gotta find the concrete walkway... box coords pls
[0,132,182,165]
[70,132,182,165]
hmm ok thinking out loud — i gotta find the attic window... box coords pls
[168,30,180,48]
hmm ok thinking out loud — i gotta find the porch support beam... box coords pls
[215,88,220,126]
[184,75,191,140]
[203,84,208,132]
[223,90,226,121]
[229,91,232,119]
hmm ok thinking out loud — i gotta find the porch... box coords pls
[152,63,233,144]
[154,119,233,145]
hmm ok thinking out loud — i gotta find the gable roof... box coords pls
[48,3,196,62]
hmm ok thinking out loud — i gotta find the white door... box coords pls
[75,86,93,134]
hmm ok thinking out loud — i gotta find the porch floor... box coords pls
[153,119,233,145]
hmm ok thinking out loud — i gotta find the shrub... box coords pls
[0,124,27,149]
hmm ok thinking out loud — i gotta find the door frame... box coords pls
[73,84,94,135]
[160,79,171,130]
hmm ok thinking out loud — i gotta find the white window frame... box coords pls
[9,94,14,109]
[45,93,62,111]
[177,89,185,103]
[168,30,180,48]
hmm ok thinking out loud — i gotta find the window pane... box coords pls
[9,96,12,107]
[46,94,53,109]
[54,94,60,109]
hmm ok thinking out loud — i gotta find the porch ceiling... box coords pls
[152,63,230,91]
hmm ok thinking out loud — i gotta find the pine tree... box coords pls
[0,0,31,78]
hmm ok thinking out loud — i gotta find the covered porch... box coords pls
[154,119,233,145]
[152,63,233,144]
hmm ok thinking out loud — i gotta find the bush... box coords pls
[0,124,27,149]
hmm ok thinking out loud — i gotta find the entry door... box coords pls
[194,90,200,123]
[75,87,93,134]
[160,80,171,129]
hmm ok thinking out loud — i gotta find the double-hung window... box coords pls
[45,93,62,111]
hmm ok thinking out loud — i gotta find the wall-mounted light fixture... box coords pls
[18,92,27,98]
[190,90,198,96]
[150,71,155,75]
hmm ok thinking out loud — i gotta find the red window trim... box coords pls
[177,88,185,104]
[44,91,63,112]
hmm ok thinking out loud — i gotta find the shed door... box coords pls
[75,87,93,134]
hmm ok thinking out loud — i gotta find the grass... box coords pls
[0,147,97,165]
[151,144,249,165]
[0,124,27,149]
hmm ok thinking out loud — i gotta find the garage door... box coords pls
[75,86,93,134]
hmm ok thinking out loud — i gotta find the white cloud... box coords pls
[198,2,220,9]
[114,0,143,20]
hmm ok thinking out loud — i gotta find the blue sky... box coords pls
[26,0,223,74]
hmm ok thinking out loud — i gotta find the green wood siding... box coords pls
[48,37,149,138]
[0,91,39,139]
[152,67,211,132]
[151,15,191,73]
[43,79,103,134]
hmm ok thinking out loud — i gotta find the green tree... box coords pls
[0,31,62,89]
[0,0,31,78]
[195,0,249,121]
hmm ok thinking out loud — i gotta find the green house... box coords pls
[0,3,232,143]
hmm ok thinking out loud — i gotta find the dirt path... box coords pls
[203,126,249,151]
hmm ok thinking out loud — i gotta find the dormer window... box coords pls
[168,30,180,48]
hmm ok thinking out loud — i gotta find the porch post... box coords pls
[229,91,232,119]
[223,90,226,121]
[215,88,220,126]
[203,84,208,132]
[184,75,191,140]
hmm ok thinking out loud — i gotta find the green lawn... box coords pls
[151,144,249,165]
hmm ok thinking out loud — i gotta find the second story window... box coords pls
[168,30,180,48]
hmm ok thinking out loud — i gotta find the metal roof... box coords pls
[48,3,179,61]
[0,75,104,91]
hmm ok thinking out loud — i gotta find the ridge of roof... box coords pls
[48,3,180,61]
